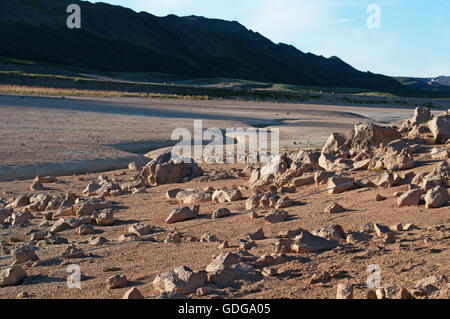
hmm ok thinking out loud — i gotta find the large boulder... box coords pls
[351,123,402,154]
[429,112,450,144]
[411,107,431,124]
[425,186,449,209]
[166,205,199,224]
[140,153,203,186]
[0,266,26,287]
[153,266,207,295]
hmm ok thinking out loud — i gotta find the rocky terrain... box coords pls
[0,107,449,299]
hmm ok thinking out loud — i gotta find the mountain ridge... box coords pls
[0,0,410,91]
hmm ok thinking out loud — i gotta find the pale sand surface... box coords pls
[2,94,445,181]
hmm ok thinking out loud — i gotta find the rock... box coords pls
[140,153,204,186]
[206,252,240,273]
[83,183,101,196]
[275,196,294,209]
[415,274,448,296]
[34,176,58,184]
[262,267,277,277]
[12,248,39,265]
[208,262,254,285]
[89,236,108,246]
[196,286,215,297]
[376,194,387,201]
[429,112,450,144]
[50,218,71,233]
[0,266,26,287]
[264,210,289,224]
[277,227,306,239]
[92,209,115,226]
[218,241,230,249]
[351,123,401,154]
[373,172,395,188]
[128,162,142,172]
[106,274,128,289]
[17,291,29,298]
[327,177,355,194]
[200,233,218,243]
[75,224,95,235]
[411,107,431,124]
[313,225,346,241]
[0,208,13,224]
[403,223,418,231]
[7,195,30,209]
[165,205,199,224]
[166,188,185,200]
[336,284,353,299]
[211,208,231,219]
[291,175,314,187]
[118,233,138,243]
[255,253,287,267]
[346,232,371,244]
[212,188,243,203]
[425,186,449,208]
[176,189,212,204]
[353,159,371,170]
[123,287,144,299]
[314,171,335,185]
[397,189,424,207]
[128,223,154,237]
[247,228,265,240]
[291,231,338,253]
[73,197,113,217]
[62,245,85,259]
[152,266,207,295]
[30,182,45,191]
[324,202,344,214]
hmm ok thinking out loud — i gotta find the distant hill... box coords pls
[0,0,413,91]
[395,76,450,92]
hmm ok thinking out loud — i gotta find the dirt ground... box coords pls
[0,155,448,299]
[2,94,445,181]
[0,96,448,299]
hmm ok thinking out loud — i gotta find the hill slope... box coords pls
[0,0,405,91]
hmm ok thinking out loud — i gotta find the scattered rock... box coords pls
[166,205,199,224]
[336,284,353,299]
[153,266,207,295]
[324,202,344,214]
[211,208,231,219]
[123,287,144,299]
[247,228,265,240]
[264,210,289,224]
[291,231,338,253]
[106,274,128,289]
[397,189,424,207]
[0,266,26,287]
[425,186,449,209]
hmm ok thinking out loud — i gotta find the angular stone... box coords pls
[128,223,153,237]
[211,208,231,219]
[264,210,289,224]
[336,284,353,299]
[247,228,265,241]
[327,177,355,194]
[397,189,424,207]
[425,186,449,209]
[291,231,338,253]
[0,266,26,287]
[324,202,344,214]
[152,266,207,295]
[165,205,199,224]
[123,287,144,299]
[106,274,127,289]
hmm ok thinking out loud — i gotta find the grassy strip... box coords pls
[0,84,210,100]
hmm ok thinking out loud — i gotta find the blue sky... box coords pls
[87,0,450,77]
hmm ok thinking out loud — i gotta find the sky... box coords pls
[87,0,450,77]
